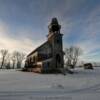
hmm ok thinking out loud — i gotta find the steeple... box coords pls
[47,18,64,69]
[48,18,61,34]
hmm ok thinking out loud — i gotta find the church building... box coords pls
[24,18,64,73]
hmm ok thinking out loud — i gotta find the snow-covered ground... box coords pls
[0,67,100,100]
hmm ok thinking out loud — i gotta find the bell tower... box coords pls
[47,18,64,69]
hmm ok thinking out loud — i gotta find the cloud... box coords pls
[0,21,44,54]
[78,4,100,62]
[77,38,100,62]
[77,3,100,39]
[62,2,100,62]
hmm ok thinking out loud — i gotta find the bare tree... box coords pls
[17,52,26,69]
[12,51,26,69]
[0,49,8,69]
[5,53,11,69]
[64,47,72,66]
[11,52,17,69]
[65,46,82,68]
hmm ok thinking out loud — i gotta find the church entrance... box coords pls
[55,54,61,68]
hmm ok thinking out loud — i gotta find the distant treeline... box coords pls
[0,49,26,69]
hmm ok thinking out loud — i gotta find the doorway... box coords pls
[55,54,61,68]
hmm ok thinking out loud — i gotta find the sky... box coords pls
[0,0,100,62]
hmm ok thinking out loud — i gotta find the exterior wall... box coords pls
[38,42,51,54]
[38,42,52,62]
[48,33,64,70]
[25,52,38,68]
[42,58,52,72]
[25,43,53,72]
[53,33,64,69]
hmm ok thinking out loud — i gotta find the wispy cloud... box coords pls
[0,21,45,54]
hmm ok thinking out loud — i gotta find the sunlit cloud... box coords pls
[0,21,44,54]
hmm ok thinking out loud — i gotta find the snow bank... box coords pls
[0,67,100,100]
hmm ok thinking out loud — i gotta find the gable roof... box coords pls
[27,41,48,57]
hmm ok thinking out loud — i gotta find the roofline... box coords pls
[27,41,48,57]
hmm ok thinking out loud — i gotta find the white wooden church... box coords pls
[24,18,64,73]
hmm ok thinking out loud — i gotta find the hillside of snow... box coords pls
[0,67,100,100]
